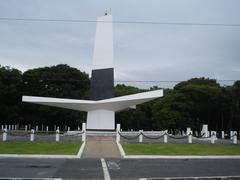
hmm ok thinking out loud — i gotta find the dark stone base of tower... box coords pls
[90,68,114,100]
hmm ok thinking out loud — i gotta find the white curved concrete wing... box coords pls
[22,89,163,112]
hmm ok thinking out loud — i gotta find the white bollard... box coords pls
[230,131,233,140]
[56,130,60,142]
[25,125,28,131]
[181,130,185,136]
[233,133,238,144]
[1,125,3,131]
[11,125,14,131]
[3,129,7,141]
[139,130,143,143]
[68,127,70,132]
[164,132,168,143]
[78,126,80,131]
[116,124,120,143]
[8,125,11,131]
[14,125,17,130]
[221,131,225,139]
[201,124,208,137]
[36,126,38,132]
[188,131,192,144]
[57,126,59,131]
[82,123,86,142]
[186,128,191,135]
[46,126,49,132]
[211,132,216,144]
[30,129,35,142]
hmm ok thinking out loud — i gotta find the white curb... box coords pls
[0,154,77,159]
[119,143,240,159]
[77,141,86,158]
[116,142,126,158]
[125,155,240,159]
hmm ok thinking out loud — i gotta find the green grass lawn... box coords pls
[122,144,240,155]
[0,142,81,155]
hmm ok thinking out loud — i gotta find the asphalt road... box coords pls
[0,158,240,179]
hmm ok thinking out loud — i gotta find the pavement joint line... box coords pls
[101,158,111,180]
[125,155,240,159]
[0,154,78,159]
[77,141,86,158]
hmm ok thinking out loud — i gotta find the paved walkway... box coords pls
[82,136,121,158]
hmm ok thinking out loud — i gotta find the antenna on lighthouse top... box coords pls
[104,8,112,16]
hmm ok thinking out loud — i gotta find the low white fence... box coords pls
[0,123,86,142]
[115,125,238,145]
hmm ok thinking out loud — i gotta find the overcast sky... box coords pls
[0,0,239,88]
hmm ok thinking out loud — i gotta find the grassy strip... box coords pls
[122,144,240,155]
[0,142,81,155]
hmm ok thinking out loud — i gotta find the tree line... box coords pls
[0,64,239,131]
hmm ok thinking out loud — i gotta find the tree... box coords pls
[174,78,223,131]
[0,66,22,125]
[152,89,193,132]
[20,64,90,130]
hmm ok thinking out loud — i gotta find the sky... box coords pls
[0,0,240,88]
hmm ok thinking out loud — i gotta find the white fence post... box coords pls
[46,126,49,132]
[164,131,168,143]
[1,125,3,131]
[186,127,191,135]
[139,130,143,143]
[188,131,192,144]
[56,130,60,142]
[211,132,216,144]
[3,129,7,141]
[233,132,237,144]
[82,123,86,142]
[36,126,38,132]
[25,125,28,131]
[116,124,120,143]
[30,129,35,142]
[68,126,70,132]
[221,131,225,139]
[230,131,233,140]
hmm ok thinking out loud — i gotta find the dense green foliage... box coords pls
[0,64,239,131]
[0,64,90,130]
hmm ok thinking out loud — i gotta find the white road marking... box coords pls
[107,160,120,170]
[101,158,111,180]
